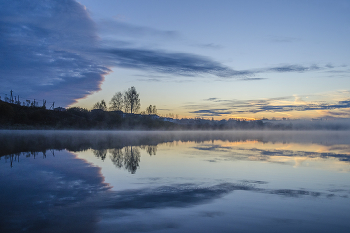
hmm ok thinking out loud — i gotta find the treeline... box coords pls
[5,98,347,130]
[0,99,175,129]
[0,86,266,130]
[0,86,170,129]
[0,99,268,130]
[0,98,272,130]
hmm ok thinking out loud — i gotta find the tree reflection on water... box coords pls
[1,131,350,233]
[92,145,157,173]
[123,146,140,174]
[1,130,350,173]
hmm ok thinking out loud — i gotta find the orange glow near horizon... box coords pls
[69,88,350,121]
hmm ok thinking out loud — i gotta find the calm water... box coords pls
[1,130,350,233]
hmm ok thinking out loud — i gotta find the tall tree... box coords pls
[109,92,124,111]
[124,86,140,114]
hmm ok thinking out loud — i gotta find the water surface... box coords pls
[1,130,349,232]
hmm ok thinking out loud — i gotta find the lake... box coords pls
[1,130,350,233]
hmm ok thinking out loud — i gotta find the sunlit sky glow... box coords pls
[1,0,350,119]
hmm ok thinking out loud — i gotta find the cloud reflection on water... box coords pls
[99,182,325,211]
[0,150,109,233]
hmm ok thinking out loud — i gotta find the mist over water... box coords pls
[1,130,350,233]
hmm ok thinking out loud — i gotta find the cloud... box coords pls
[265,64,320,73]
[325,63,334,69]
[241,64,322,75]
[248,148,350,163]
[0,0,108,106]
[193,144,350,163]
[101,183,252,210]
[0,0,343,106]
[188,95,350,117]
[190,109,232,117]
[191,43,223,49]
[0,0,245,106]
[97,20,179,39]
[205,98,219,101]
[99,47,248,77]
[194,145,231,151]
[0,150,108,233]
[244,99,350,113]
[239,77,267,81]
[323,109,350,117]
[99,182,328,211]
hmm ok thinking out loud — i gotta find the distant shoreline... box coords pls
[1,100,350,130]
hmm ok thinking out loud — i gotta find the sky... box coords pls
[1,0,350,119]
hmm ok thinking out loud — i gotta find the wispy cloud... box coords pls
[191,43,223,49]
[205,98,219,101]
[187,94,350,118]
[265,64,320,73]
[235,99,350,114]
[99,48,247,77]
[190,109,232,117]
[194,145,350,163]
[97,20,179,39]
[100,182,328,211]
[239,77,267,81]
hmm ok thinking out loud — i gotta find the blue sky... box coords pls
[1,0,350,119]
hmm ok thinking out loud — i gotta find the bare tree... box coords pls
[93,100,107,111]
[109,92,124,111]
[146,105,152,114]
[146,105,157,115]
[124,86,140,114]
[123,94,130,113]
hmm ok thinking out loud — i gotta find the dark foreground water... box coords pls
[0,130,350,233]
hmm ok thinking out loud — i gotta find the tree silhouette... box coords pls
[146,105,157,115]
[93,100,107,111]
[109,92,124,111]
[124,86,140,114]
